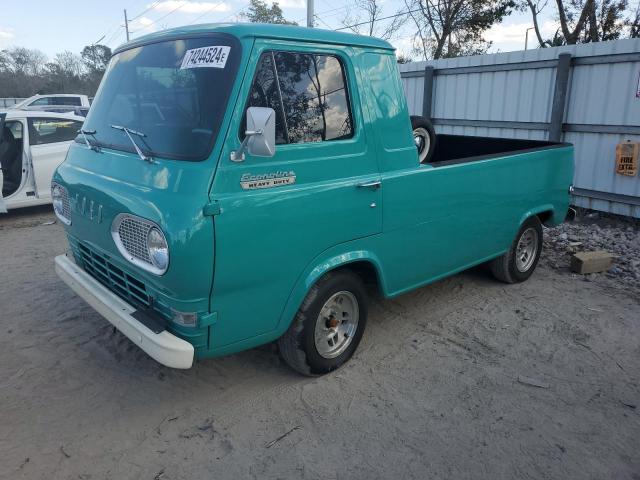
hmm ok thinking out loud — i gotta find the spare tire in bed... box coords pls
[410,116,436,164]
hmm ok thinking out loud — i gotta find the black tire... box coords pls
[490,216,543,284]
[278,270,368,376]
[410,116,437,164]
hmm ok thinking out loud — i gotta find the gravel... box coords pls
[543,210,640,291]
[1,206,639,479]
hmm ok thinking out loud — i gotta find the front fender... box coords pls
[275,245,387,336]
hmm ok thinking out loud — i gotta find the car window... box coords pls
[30,97,51,106]
[244,53,288,144]
[242,51,353,145]
[274,52,353,144]
[53,97,82,106]
[7,121,24,140]
[28,118,83,145]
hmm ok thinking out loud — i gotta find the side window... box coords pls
[244,53,288,144]
[273,52,353,144]
[53,97,82,106]
[314,55,353,141]
[6,121,24,141]
[28,118,82,145]
[30,97,51,106]
[242,51,353,146]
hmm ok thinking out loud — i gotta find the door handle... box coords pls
[356,180,382,190]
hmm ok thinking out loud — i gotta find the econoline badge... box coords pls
[240,171,296,190]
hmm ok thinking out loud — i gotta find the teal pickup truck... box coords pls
[53,23,574,375]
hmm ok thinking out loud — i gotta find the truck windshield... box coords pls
[81,35,240,161]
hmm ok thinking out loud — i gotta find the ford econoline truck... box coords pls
[53,23,574,375]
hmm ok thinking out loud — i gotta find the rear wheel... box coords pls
[490,216,543,284]
[278,270,368,376]
[410,116,436,164]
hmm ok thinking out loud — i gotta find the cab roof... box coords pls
[114,23,395,54]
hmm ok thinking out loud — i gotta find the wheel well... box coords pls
[536,210,554,225]
[338,261,381,296]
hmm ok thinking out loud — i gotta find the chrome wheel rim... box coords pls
[413,127,430,163]
[314,291,359,359]
[515,227,539,272]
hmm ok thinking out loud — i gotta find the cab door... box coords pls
[209,44,381,348]
[27,117,82,198]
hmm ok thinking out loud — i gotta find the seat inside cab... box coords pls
[0,121,25,198]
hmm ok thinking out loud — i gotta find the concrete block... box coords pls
[570,251,615,274]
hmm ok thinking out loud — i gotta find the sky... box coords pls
[0,0,561,60]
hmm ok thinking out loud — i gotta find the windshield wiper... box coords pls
[78,128,100,152]
[110,124,154,163]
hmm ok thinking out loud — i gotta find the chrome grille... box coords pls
[76,243,150,307]
[116,216,152,264]
[59,187,71,220]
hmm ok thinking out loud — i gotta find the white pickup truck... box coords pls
[13,94,91,111]
[12,94,91,117]
[0,110,84,212]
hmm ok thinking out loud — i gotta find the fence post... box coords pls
[549,53,572,142]
[422,66,434,119]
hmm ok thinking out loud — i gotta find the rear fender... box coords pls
[518,203,556,228]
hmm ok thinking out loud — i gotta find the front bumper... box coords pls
[55,254,194,369]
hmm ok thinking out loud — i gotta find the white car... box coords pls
[12,94,91,112]
[0,110,85,212]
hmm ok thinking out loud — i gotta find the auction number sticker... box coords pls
[181,46,230,69]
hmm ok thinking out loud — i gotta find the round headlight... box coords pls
[51,183,71,225]
[52,186,64,214]
[147,227,169,272]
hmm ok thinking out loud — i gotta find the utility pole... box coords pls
[307,0,314,27]
[124,9,130,42]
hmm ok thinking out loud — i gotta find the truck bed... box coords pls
[428,134,571,167]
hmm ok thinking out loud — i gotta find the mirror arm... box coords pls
[230,129,262,162]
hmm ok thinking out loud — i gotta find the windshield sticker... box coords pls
[180,46,230,69]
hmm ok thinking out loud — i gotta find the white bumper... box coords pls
[55,254,194,369]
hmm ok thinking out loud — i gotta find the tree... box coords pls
[408,0,515,59]
[589,0,628,41]
[81,44,112,74]
[43,51,84,92]
[3,47,47,76]
[242,0,297,24]
[524,0,553,47]
[555,0,593,44]
[341,0,407,40]
[0,44,111,97]
[523,0,630,47]
[53,51,83,77]
[631,3,640,37]
[0,47,48,96]
[81,44,112,94]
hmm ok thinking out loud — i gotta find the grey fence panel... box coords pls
[402,73,424,115]
[399,38,640,218]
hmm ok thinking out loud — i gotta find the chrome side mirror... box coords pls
[230,107,276,162]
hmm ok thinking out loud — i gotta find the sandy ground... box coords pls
[1,206,639,480]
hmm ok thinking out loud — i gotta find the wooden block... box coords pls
[570,251,615,274]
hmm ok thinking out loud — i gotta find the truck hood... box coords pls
[54,142,215,314]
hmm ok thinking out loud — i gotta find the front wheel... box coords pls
[490,216,543,284]
[278,270,368,376]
